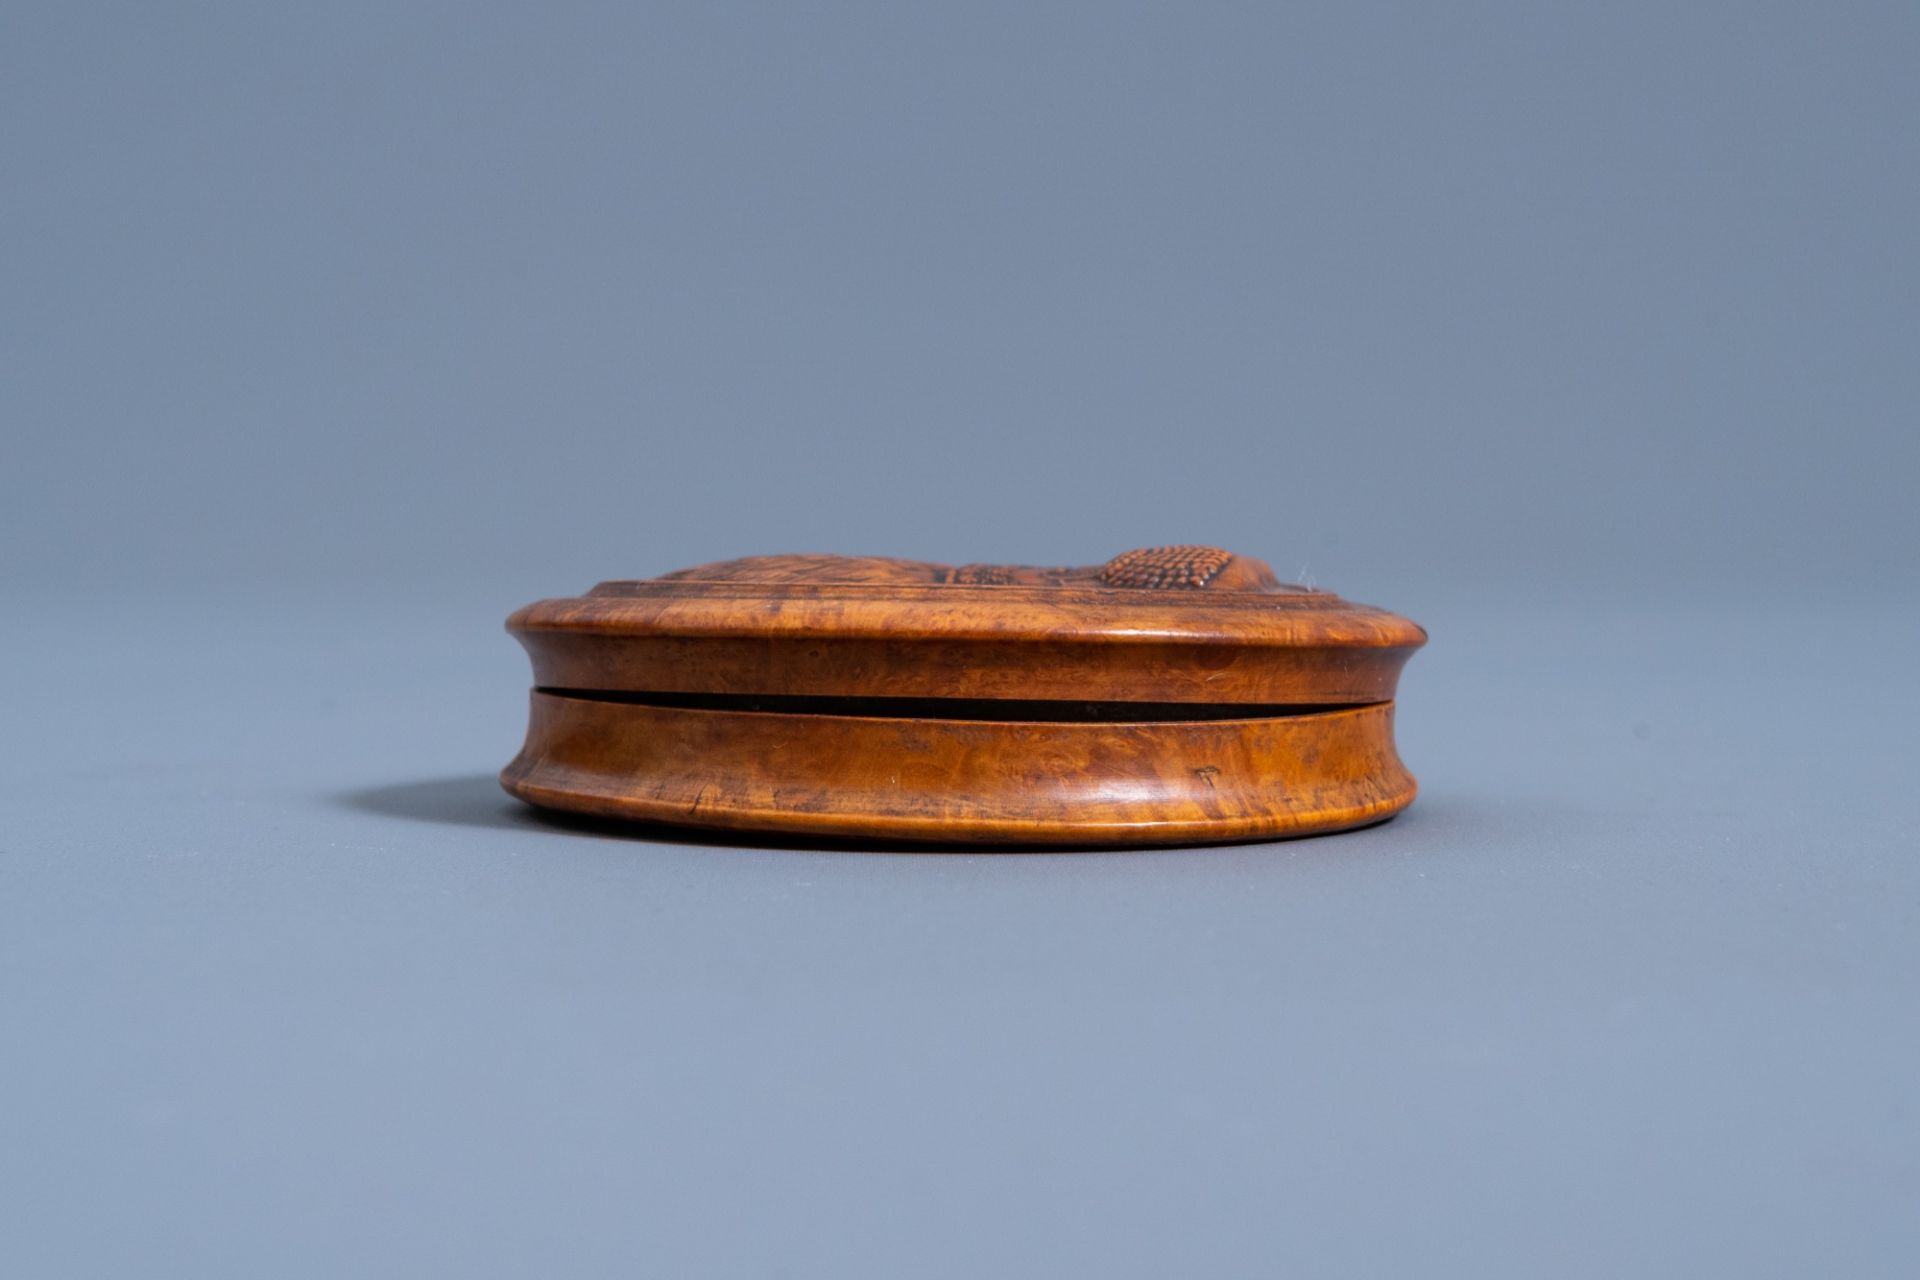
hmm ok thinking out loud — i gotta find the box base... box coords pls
[502,691,1416,848]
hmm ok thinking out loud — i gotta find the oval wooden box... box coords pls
[502,547,1426,847]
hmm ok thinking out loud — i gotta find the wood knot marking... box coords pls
[1098,546,1234,589]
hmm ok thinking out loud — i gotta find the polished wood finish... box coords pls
[503,548,1425,846]
[505,694,1413,846]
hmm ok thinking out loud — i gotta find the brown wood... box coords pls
[502,547,1425,846]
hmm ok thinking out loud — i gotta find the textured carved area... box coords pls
[656,554,946,586]
[652,547,1291,592]
[948,564,1020,586]
[1097,545,1235,590]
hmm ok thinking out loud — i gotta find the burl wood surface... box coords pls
[502,548,1425,847]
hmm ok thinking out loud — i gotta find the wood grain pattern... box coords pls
[502,548,1426,846]
[504,694,1414,847]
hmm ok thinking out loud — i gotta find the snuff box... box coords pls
[502,547,1425,847]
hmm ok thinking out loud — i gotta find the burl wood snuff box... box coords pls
[502,547,1425,847]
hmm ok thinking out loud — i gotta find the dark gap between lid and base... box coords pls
[537,688,1380,723]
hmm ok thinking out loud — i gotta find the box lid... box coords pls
[507,546,1425,709]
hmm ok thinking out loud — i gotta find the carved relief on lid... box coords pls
[653,547,1295,592]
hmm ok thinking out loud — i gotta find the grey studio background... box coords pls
[3,3,1916,1277]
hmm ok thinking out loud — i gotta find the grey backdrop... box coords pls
[3,3,1916,1276]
